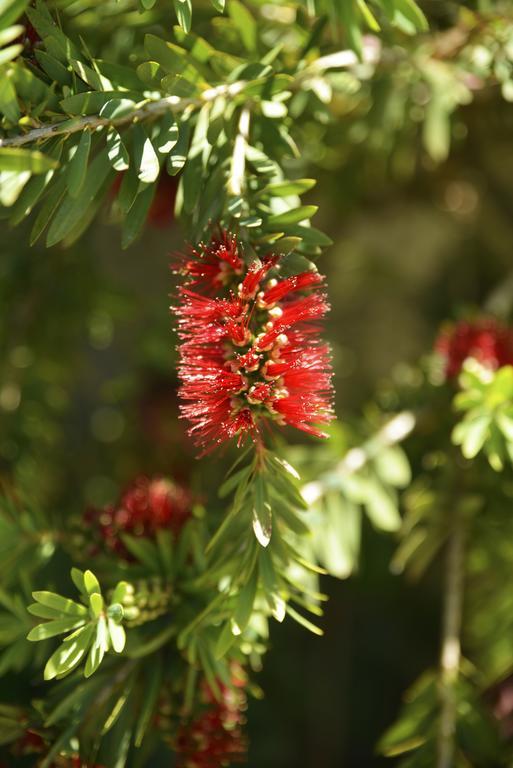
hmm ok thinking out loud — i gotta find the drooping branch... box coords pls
[0,44,378,152]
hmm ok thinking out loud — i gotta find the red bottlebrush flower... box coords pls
[176,673,247,768]
[174,231,334,453]
[435,318,513,379]
[84,475,191,557]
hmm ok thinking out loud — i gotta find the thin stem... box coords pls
[0,81,247,148]
[437,513,465,768]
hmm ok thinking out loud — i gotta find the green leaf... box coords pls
[228,0,256,53]
[215,620,236,658]
[89,592,104,619]
[233,563,258,634]
[66,131,91,198]
[9,140,62,224]
[60,91,137,116]
[285,604,323,635]
[134,658,162,747]
[287,225,333,247]
[95,59,144,90]
[120,534,159,571]
[374,446,411,487]
[121,183,155,249]
[0,170,30,206]
[84,616,108,677]
[266,205,318,227]
[27,616,85,642]
[167,117,191,175]
[108,617,126,653]
[155,114,179,155]
[0,76,19,123]
[497,411,513,442]
[133,125,160,184]
[253,476,272,547]
[83,570,101,596]
[44,623,95,680]
[27,603,61,620]
[0,43,22,65]
[174,0,192,33]
[155,529,174,575]
[219,465,252,499]
[32,592,87,617]
[136,61,164,88]
[144,34,201,81]
[392,0,428,34]
[261,179,316,197]
[106,128,129,171]
[179,151,202,214]
[357,0,380,31]
[462,415,491,459]
[363,480,401,532]
[30,177,66,245]
[0,0,30,30]
[70,568,86,596]
[116,166,139,213]
[35,50,71,85]
[321,496,361,579]
[46,149,112,246]
[0,148,58,173]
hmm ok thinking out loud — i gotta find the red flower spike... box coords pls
[176,674,247,768]
[435,318,513,380]
[174,230,334,452]
[84,475,191,558]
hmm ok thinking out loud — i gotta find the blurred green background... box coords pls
[2,49,513,768]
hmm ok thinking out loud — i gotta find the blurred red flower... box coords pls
[435,318,513,379]
[84,475,191,557]
[176,671,247,768]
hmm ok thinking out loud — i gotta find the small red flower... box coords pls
[84,475,191,557]
[174,231,334,453]
[176,230,243,294]
[176,673,247,768]
[435,318,513,379]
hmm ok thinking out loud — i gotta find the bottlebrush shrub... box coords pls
[10,474,255,767]
[174,229,334,453]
